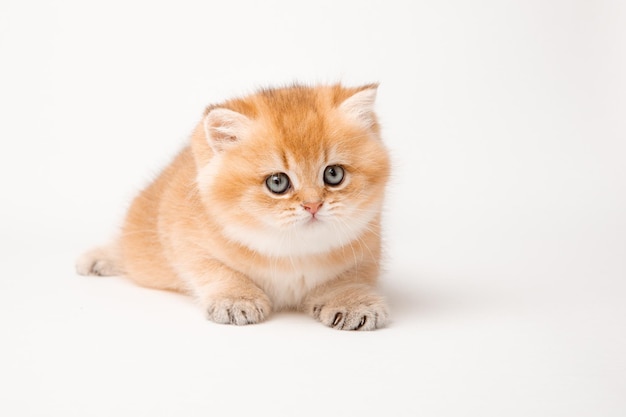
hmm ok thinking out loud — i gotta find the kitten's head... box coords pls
[194,84,390,257]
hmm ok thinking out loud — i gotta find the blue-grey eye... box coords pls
[266,173,290,194]
[323,165,344,186]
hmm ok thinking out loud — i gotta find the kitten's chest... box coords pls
[243,256,349,310]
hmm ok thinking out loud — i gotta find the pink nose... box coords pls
[302,201,323,215]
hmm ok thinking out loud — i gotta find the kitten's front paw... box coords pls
[206,292,272,326]
[309,286,389,331]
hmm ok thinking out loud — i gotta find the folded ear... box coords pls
[338,85,378,130]
[203,108,252,153]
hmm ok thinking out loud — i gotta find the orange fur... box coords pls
[77,84,391,330]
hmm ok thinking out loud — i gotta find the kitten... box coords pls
[76,83,391,330]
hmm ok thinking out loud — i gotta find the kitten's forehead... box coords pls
[254,96,339,172]
[220,84,378,181]
[260,143,329,185]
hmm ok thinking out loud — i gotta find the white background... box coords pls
[1,0,625,416]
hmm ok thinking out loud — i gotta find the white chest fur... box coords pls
[241,256,350,310]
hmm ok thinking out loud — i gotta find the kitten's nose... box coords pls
[302,201,323,215]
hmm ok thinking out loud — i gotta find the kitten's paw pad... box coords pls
[206,295,272,325]
[312,293,389,331]
[75,247,123,277]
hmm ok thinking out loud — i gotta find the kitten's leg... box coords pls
[76,243,124,277]
[182,260,272,326]
[304,277,389,331]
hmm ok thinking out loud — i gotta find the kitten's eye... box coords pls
[265,173,291,194]
[323,165,345,186]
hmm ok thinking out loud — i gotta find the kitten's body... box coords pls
[77,84,391,330]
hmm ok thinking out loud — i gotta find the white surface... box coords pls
[1,1,625,416]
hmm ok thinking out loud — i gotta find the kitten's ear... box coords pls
[203,108,252,153]
[339,86,378,129]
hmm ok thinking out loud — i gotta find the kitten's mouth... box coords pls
[304,215,321,225]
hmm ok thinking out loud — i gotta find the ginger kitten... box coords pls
[77,83,391,330]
